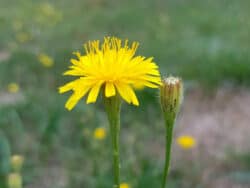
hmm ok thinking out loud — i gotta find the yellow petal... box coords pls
[70,59,80,66]
[115,83,139,106]
[115,83,131,104]
[105,82,116,97]
[73,51,81,59]
[147,69,160,76]
[63,70,84,76]
[127,86,139,106]
[59,80,79,93]
[142,75,162,83]
[132,82,145,90]
[65,86,90,110]
[135,81,160,88]
[86,82,103,104]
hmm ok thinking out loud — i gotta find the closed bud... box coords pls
[11,155,24,172]
[8,173,22,188]
[160,76,183,117]
[160,76,183,187]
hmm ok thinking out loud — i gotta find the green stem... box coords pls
[104,95,121,188]
[162,116,175,188]
[0,175,7,188]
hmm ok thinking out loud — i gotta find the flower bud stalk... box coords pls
[160,76,183,188]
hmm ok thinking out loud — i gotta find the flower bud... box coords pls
[11,155,24,172]
[8,173,22,188]
[160,77,183,188]
[160,76,183,117]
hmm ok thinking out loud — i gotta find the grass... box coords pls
[0,0,250,187]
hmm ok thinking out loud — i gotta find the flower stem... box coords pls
[104,95,121,188]
[0,175,7,188]
[162,117,175,188]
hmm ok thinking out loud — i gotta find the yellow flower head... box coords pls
[16,32,31,43]
[177,135,196,149]
[11,155,24,172]
[8,83,19,93]
[8,173,22,188]
[36,3,62,25]
[40,2,56,17]
[120,183,130,188]
[38,53,54,67]
[93,127,106,140]
[59,37,161,110]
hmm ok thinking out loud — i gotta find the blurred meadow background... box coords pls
[0,0,250,187]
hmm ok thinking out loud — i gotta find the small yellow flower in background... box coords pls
[11,155,24,172]
[16,32,31,43]
[177,135,196,149]
[38,53,54,67]
[8,83,19,93]
[35,2,62,25]
[93,127,106,140]
[8,173,22,188]
[40,2,57,17]
[59,37,162,110]
[120,183,130,188]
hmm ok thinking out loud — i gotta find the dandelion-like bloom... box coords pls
[8,173,22,188]
[11,155,24,172]
[38,53,54,67]
[177,135,196,149]
[16,32,31,43]
[93,127,106,140]
[59,37,161,110]
[8,83,19,93]
[120,183,130,188]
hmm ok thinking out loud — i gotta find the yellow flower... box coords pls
[120,183,130,188]
[11,155,24,172]
[35,3,62,25]
[93,127,106,140]
[16,32,31,43]
[8,173,22,188]
[177,135,196,149]
[59,37,161,110]
[8,83,19,93]
[38,53,54,67]
[40,2,56,17]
